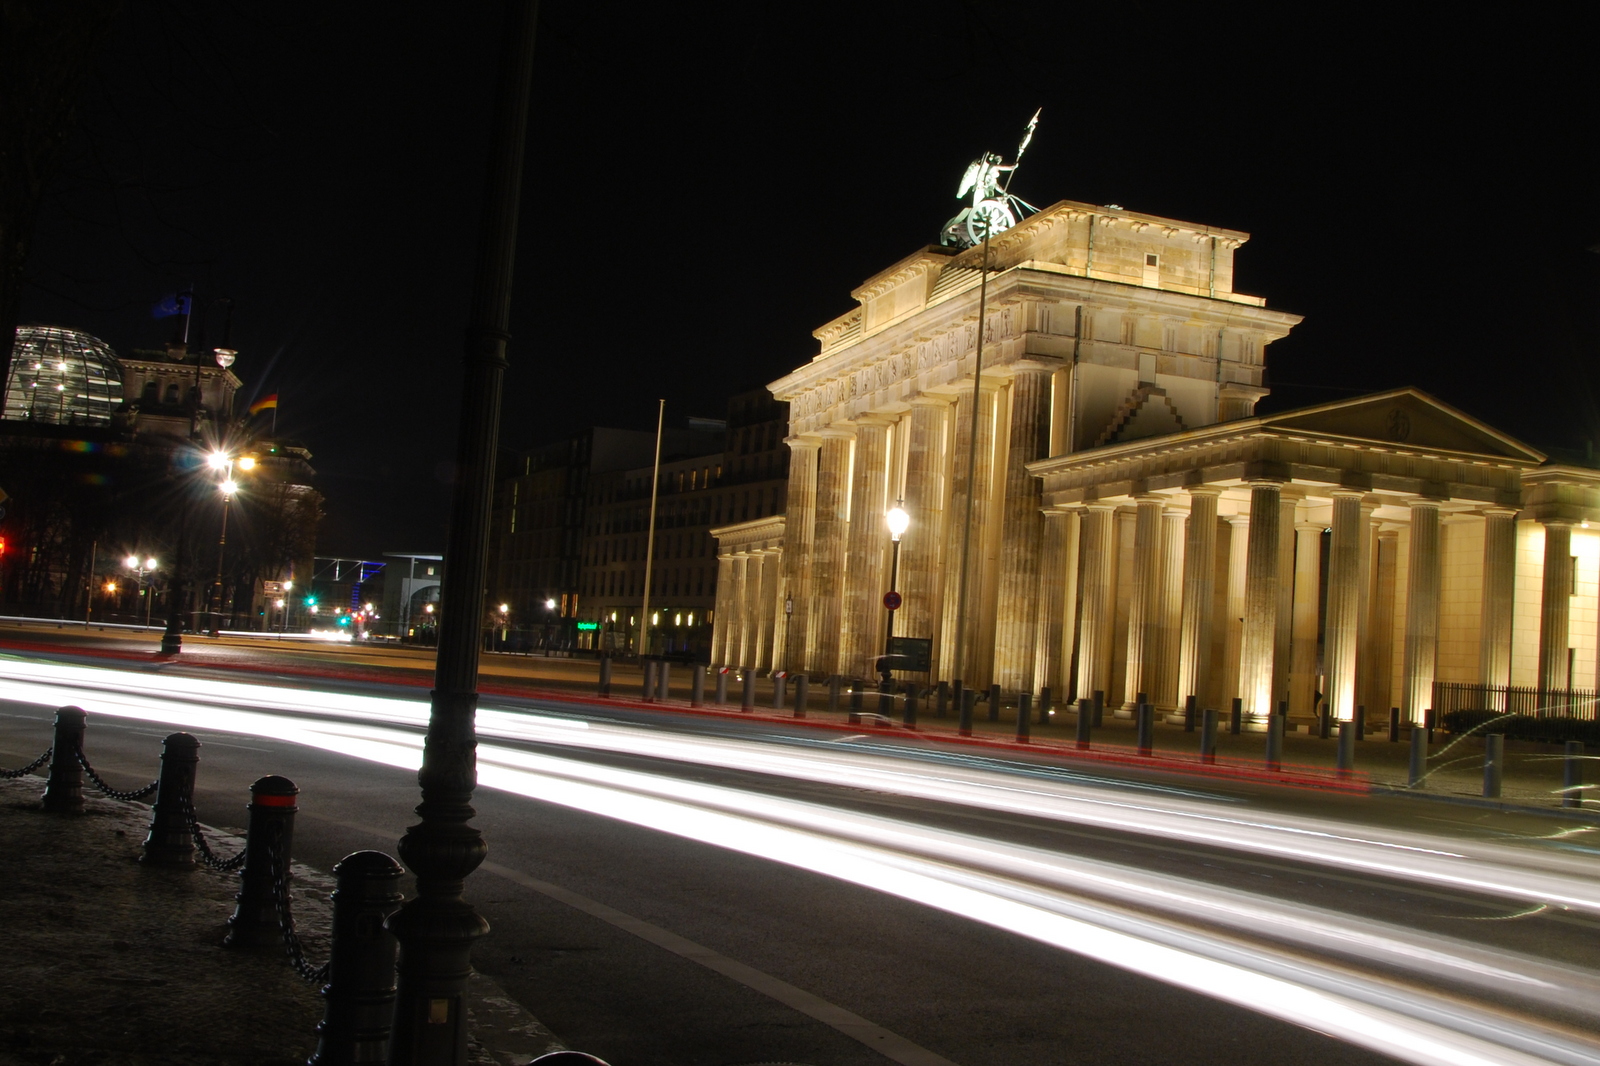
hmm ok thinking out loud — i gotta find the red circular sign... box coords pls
[883,591,902,610]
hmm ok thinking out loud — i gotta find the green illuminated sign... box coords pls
[575,621,600,631]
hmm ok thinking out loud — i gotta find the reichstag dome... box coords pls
[2,325,125,426]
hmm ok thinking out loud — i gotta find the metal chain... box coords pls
[0,747,51,778]
[180,798,247,871]
[75,746,159,801]
[268,822,329,985]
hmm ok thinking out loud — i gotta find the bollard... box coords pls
[877,679,894,719]
[1424,707,1436,745]
[1337,721,1355,778]
[988,684,1001,723]
[1564,740,1585,809]
[642,660,655,702]
[41,705,87,813]
[1092,689,1105,728]
[936,682,950,719]
[1389,706,1401,743]
[848,683,863,725]
[597,656,612,698]
[1278,699,1289,722]
[1483,733,1504,799]
[903,686,918,728]
[657,661,671,701]
[1016,694,1031,743]
[773,672,787,710]
[1075,698,1091,750]
[1200,708,1218,765]
[1354,705,1366,741]
[690,665,705,707]
[1038,686,1051,725]
[959,689,975,737]
[308,851,405,1066]
[1229,697,1242,735]
[1265,713,1284,772]
[794,675,809,718]
[1136,702,1153,756]
[715,666,729,705]
[140,732,201,866]
[1318,708,1331,740]
[828,676,842,715]
[1408,726,1427,788]
[226,775,300,947]
[1183,694,1196,733]
[741,671,755,712]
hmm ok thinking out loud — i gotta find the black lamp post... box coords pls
[879,501,909,688]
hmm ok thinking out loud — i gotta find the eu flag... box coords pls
[151,293,192,318]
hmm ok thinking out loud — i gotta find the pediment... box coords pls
[1261,389,1544,463]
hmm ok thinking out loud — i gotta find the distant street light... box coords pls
[881,502,910,688]
[124,555,160,629]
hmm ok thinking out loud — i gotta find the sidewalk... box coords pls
[0,775,560,1066]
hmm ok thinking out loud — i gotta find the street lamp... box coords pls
[124,555,160,628]
[206,451,255,634]
[880,502,910,689]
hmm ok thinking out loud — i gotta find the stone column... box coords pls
[779,439,819,673]
[711,554,734,665]
[1353,499,1377,710]
[767,548,787,673]
[1366,527,1398,716]
[1323,490,1363,722]
[1290,521,1324,717]
[728,555,749,667]
[1239,482,1284,721]
[1538,519,1575,694]
[1176,487,1220,710]
[1151,506,1186,711]
[808,429,853,676]
[1220,515,1249,708]
[752,553,776,673]
[994,367,1053,694]
[1122,495,1166,711]
[1401,499,1443,724]
[1273,492,1299,707]
[1033,510,1066,696]
[938,382,999,684]
[1058,508,1082,700]
[1076,504,1118,701]
[1476,508,1517,691]
[899,397,948,660]
[840,420,891,679]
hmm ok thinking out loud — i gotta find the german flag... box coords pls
[248,394,278,417]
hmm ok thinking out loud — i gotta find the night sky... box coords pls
[19,3,1600,556]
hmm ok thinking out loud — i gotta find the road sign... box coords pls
[887,636,932,671]
[882,590,902,610]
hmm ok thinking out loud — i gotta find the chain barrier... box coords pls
[75,746,159,801]
[0,747,51,778]
[268,822,329,985]
[180,798,247,872]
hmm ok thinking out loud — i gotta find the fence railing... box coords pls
[1433,681,1600,721]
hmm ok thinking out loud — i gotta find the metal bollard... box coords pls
[1337,721,1355,778]
[877,679,894,719]
[988,684,1001,723]
[936,681,950,719]
[1564,740,1585,809]
[794,675,809,718]
[41,706,87,813]
[1389,706,1401,743]
[958,688,975,736]
[848,683,863,725]
[140,732,200,867]
[903,686,918,728]
[1038,686,1051,725]
[226,775,299,947]
[657,661,671,701]
[1136,702,1153,756]
[597,656,612,698]
[1092,690,1104,728]
[1408,726,1427,788]
[773,672,787,710]
[1265,713,1284,772]
[1016,694,1031,743]
[307,851,405,1065]
[741,671,755,712]
[715,666,729,705]
[1318,708,1331,740]
[1229,697,1242,735]
[1354,705,1366,741]
[642,660,655,702]
[690,665,705,707]
[1483,733,1504,799]
[1075,698,1091,750]
[1424,707,1436,745]
[1183,694,1196,733]
[1200,708,1218,765]
[828,676,842,715]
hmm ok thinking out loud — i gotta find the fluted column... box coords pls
[1323,490,1363,721]
[1273,492,1299,707]
[1058,509,1082,700]
[753,552,776,672]
[1289,522,1323,717]
[1149,507,1185,711]
[1240,482,1284,721]
[1033,510,1068,695]
[840,420,891,678]
[1353,499,1377,711]
[1122,495,1166,711]
[994,367,1052,693]
[1176,487,1220,709]
[1220,514,1249,708]
[1366,527,1399,716]
[1076,504,1118,700]
[767,548,787,673]
[779,439,819,673]
[728,555,749,667]
[808,430,853,676]
[1401,499,1443,724]
[938,382,999,684]
[712,555,734,664]
[1477,508,1517,691]
[1538,519,1575,694]
[900,397,948,658]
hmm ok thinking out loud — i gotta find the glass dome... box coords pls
[3,325,125,426]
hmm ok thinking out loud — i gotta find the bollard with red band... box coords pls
[226,775,299,948]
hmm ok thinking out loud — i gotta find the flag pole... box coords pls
[639,398,665,657]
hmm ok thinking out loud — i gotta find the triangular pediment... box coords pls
[1261,388,1544,463]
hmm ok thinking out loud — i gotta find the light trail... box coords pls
[4,657,1600,1064]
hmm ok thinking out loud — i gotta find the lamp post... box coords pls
[125,555,160,628]
[880,503,909,688]
[206,452,254,635]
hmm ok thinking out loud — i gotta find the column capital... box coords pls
[909,393,954,410]
[1295,521,1325,534]
[1407,496,1444,513]
[1478,505,1519,519]
[817,426,855,441]
[1185,484,1224,499]
[1540,516,1577,529]
[848,414,895,428]
[1329,486,1366,500]
[784,435,821,451]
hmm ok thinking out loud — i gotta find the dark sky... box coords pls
[20,3,1600,556]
